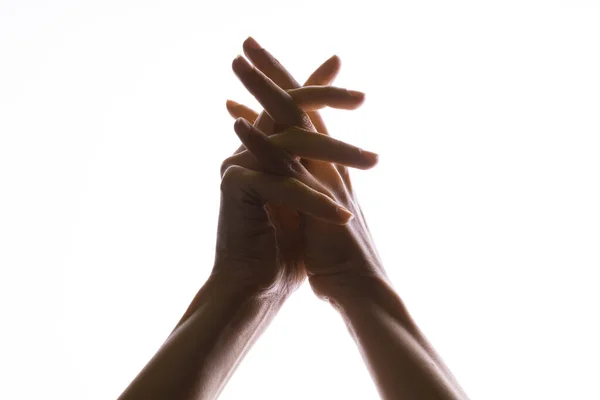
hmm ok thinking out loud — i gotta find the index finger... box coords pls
[232,55,313,130]
[233,118,305,178]
[233,118,333,199]
[243,37,300,90]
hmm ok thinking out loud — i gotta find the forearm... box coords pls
[118,272,286,400]
[313,273,467,400]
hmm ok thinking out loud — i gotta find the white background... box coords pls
[1,1,599,399]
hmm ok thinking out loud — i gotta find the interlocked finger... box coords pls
[243,37,300,91]
[231,40,366,195]
[226,85,364,120]
[231,119,364,205]
[288,86,365,111]
[226,100,259,124]
[221,124,378,178]
[232,55,311,130]
[221,165,352,225]
[304,55,342,134]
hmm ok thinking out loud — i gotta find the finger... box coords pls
[232,55,312,130]
[226,100,259,123]
[307,110,329,135]
[243,37,300,90]
[274,127,378,169]
[230,111,277,156]
[232,118,337,199]
[241,37,304,132]
[241,37,315,136]
[226,86,365,119]
[304,55,341,135]
[222,123,379,175]
[288,86,365,111]
[243,42,340,134]
[221,165,353,224]
[304,55,341,86]
[233,118,306,178]
[254,112,280,135]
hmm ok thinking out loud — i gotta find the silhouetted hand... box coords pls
[214,44,375,297]
[226,50,469,400]
[214,38,372,297]
[225,50,388,301]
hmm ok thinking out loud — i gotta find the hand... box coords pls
[214,57,372,298]
[215,38,365,298]
[228,48,389,302]
[116,43,368,400]
[224,38,348,285]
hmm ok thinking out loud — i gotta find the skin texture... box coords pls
[118,37,469,400]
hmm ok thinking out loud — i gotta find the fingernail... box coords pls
[336,206,354,222]
[245,36,263,51]
[361,150,379,164]
[232,55,253,75]
[347,90,365,100]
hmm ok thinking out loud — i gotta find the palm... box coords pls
[265,202,305,287]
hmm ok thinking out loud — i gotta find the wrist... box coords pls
[207,266,290,306]
[308,270,393,308]
[172,267,288,337]
[309,270,420,338]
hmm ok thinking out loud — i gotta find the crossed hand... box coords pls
[119,38,468,400]
[214,37,389,302]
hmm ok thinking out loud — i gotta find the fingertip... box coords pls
[359,151,379,170]
[244,36,262,51]
[347,90,365,101]
[232,54,241,69]
[234,117,251,132]
[362,150,379,165]
[232,55,252,75]
[328,54,341,68]
[226,100,237,118]
[318,55,341,82]
[340,90,365,110]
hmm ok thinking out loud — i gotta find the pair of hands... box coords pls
[213,37,388,302]
[118,40,468,400]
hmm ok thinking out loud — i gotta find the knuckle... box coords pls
[220,155,239,178]
[299,111,314,130]
[220,165,245,193]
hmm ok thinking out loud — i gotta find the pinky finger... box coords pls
[221,165,354,225]
[226,100,259,124]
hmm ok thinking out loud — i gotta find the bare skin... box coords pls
[117,43,373,400]
[227,40,469,399]
[118,37,469,400]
